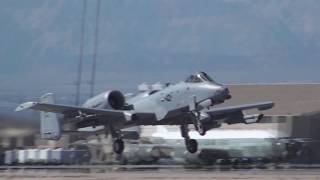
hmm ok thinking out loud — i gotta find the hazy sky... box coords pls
[1,0,320,97]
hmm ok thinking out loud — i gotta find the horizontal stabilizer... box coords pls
[15,102,38,111]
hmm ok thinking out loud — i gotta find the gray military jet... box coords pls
[16,72,274,154]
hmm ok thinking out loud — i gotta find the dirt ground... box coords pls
[0,166,320,180]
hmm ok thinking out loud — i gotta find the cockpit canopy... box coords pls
[185,72,219,84]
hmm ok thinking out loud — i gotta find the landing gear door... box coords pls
[188,95,197,111]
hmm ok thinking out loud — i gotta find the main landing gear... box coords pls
[113,139,124,154]
[180,125,198,153]
[108,125,125,154]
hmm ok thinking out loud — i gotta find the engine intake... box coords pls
[106,91,125,110]
[82,90,126,110]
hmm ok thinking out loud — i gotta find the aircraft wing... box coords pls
[203,101,274,125]
[205,101,274,116]
[15,101,155,123]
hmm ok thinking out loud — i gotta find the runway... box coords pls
[1,165,320,180]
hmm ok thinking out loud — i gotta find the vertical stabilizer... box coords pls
[39,93,61,140]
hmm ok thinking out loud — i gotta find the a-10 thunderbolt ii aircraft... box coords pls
[16,72,274,154]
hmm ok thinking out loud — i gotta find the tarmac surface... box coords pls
[0,165,320,180]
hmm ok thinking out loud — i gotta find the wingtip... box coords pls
[257,101,274,111]
[15,102,38,112]
[268,101,275,108]
[271,102,275,107]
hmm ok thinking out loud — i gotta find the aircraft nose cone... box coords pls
[221,87,231,99]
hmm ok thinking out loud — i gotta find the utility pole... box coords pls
[90,0,101,98]
[75,0,87,105]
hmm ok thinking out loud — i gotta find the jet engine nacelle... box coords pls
[82,90,126,110]
[100,90,125,110]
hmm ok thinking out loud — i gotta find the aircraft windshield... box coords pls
[185,72,218,84]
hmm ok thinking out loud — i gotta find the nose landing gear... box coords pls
[185,139,198,153]
[192,111,207,136]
